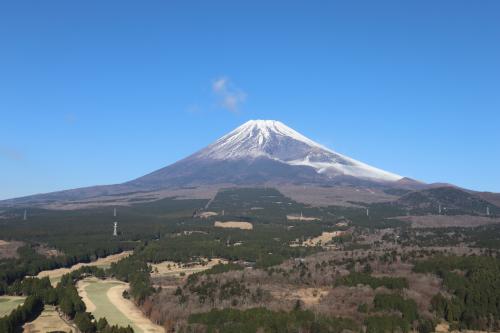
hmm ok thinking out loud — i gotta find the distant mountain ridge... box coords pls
[1,119,494,208]
[397,186,499,215]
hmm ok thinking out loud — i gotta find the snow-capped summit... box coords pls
[196,119,402,182]
[199,120,326,159]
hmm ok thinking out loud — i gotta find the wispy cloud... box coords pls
[212,77,246,113]
[0,146,24,161]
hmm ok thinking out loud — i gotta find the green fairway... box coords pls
[81,279,141,332]
[0,296,26,317]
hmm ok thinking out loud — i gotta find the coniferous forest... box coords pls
[1,188,500,332]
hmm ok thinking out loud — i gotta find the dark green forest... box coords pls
[414,255,500,331]
[1,187,500,332]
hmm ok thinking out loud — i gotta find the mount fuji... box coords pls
[130,120,402,188]
[203,120,401,182]
[2,120,416,207]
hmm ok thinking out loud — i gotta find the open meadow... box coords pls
[77,277,163,333]
[0,296,25,317]
[23,305,75,333]
[151,258,227,279]
[36,251,132,286]
[214,221,253,230]
[0,239,24,259]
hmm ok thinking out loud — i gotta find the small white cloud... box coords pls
[212,77,227,93]
[212,77,246,113]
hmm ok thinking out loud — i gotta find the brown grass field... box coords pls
[23,305,75,333]
[151,258,227,279]
[214,221,253,230]
[271,287,330,306]
[36,251,132,286]
[0,239,24,259]
[396,215,500,228]
[302,231,344,247]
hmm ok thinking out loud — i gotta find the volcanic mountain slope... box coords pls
[129,120,403,189]
[2,120,412,207]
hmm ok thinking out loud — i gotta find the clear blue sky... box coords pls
[1,1,499,200]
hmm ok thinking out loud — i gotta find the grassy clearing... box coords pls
[36,251,132,286]
[0,239,24,259]
[78,279,138,331]
[23,305,75,333]
[214,221,253,230]
[303,231,345,247]
[78,278,163,333]
[270,287,330,306]
[0,296,26,317]
[151,258,227,278]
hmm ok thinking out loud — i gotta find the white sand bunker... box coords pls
[214,221,253,230]
[198,211,218,218]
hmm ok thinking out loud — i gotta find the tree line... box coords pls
[415,255,500,331]
[188,307,359,333]
[1,265,136,332]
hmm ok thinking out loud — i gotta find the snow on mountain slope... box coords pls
[198,120,324,159]
[196,120,402,182]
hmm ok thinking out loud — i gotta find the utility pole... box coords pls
[113,207,118,237]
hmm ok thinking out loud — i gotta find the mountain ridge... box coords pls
[2,119,485,208]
